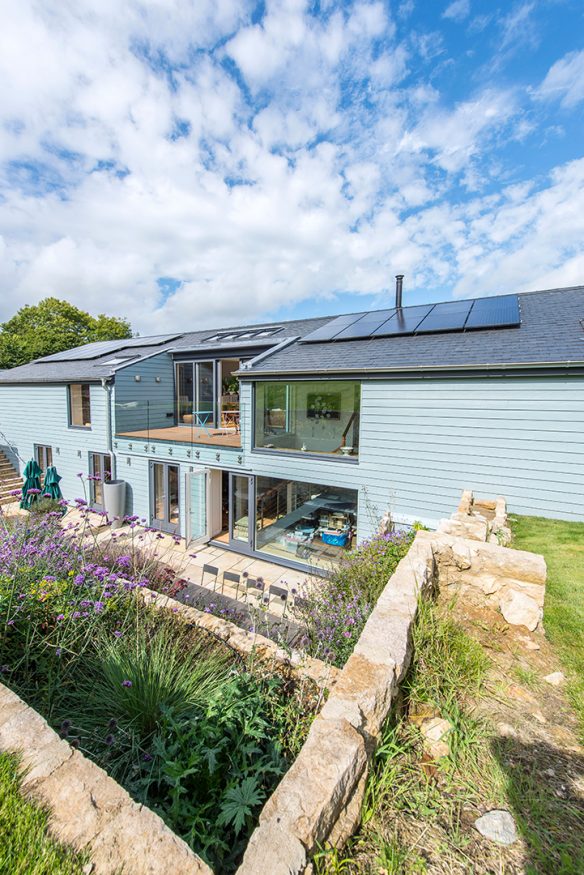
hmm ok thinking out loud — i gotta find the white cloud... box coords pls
[0,0,581,335]
[442,0,470,23]
[537,50,584,109]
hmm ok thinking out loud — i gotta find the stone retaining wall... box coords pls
[0,683,211,875]
[237,534,436,874]
[235,491,547,873]
[140,587,340,690]
[432,492,546,631]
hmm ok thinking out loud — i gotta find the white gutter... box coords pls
[241,358,584,377]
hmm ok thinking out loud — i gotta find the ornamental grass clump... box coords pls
[297,530,415,668]
[0,497,320,873]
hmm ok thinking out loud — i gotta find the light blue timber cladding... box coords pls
[114,353,175,433]
[110,372,584,541]
[357,376,584,527]
[0,383,109,503]
[113,440,242,533]
[240,376,584,536]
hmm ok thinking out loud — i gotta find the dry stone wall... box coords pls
[432,492,546,631]
[139,587,340,690]
[0,683,211,875]
[236,491,547,874]
[237,535,436,874]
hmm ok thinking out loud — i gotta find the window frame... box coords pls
[252,380,361,460]
[34,444,53,472]
[68,383,92,429]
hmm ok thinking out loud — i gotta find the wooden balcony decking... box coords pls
[117,425,241,448]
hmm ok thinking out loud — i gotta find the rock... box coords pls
[420,717,452,759]
[517,634,540,651]
[543,672,565,686]
[506,684,537,705]
[497,722,518,738]
[532,711,547,724]
[474,809,518,845]
[499,590,542,631]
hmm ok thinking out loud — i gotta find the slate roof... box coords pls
[0,286,582,384]
[242,286,584,377]
[0,316,328,383]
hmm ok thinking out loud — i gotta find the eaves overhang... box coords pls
[238,360,584,381]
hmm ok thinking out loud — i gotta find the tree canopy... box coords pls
[0,298,133,369]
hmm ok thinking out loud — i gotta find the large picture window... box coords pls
[255,476,358,569]
[254,380,360,456]
[69,384,91,428]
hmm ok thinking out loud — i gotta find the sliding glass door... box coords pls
[176,362,216,427]
[229,473,253,548]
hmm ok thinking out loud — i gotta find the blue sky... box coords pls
[0,0,583,333]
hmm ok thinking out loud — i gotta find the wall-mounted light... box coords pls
[189,466,194,473]
[56,447,60,455]
[238,455,243,465]
[77,450,82,458]
[128,443,132,451]
[143,444,148,452]
[186,449,191,458]
[168,448,173,455]
[155,376,161,383]
[215,452,221,462]
[126,457,131,465]
[114,441,118,449]
[195,450,200,459]
[134,375,141,382]
[151,445,156,453]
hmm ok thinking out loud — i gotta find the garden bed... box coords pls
[0,507,321,873]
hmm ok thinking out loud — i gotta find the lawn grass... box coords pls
[510,515,584,739]
[0,752,87,874]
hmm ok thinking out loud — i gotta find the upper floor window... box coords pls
[69,384,91,428]
[254,380,360,457]
[35,444,53,471]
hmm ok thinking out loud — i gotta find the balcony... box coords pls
[115,399,241,448]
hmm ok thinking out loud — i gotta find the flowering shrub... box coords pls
[296,530,415,667]
[0,496,318,872]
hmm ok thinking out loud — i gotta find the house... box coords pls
[0,284,582,573]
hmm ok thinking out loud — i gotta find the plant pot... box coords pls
[103,479,127,530]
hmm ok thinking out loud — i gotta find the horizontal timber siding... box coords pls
[0,383,109,503]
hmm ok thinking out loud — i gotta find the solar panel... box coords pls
[37,334,183,363]
[301,313,366,343]
[465,294,520,330]
[372,304,435,337]
[415,300,474,334]
[333,309,397,341]
[38,341,129,362]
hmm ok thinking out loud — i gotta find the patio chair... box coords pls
[223,570,241,600]
[244,578,264,605]
[201,563,219,592]
[268,583,289,616]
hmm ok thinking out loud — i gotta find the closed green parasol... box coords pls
[43,465,63,502]
[20,459,42,509]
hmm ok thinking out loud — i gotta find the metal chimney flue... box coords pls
[395,274,404,309]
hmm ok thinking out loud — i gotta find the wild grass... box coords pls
[316,592,584,874]
[510,515,584,740]
[0,752,88,874]
[315,598,496,874]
